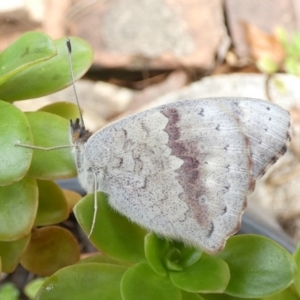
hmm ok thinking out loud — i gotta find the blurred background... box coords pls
[1,0,300,298]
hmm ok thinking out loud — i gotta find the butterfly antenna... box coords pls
[66,37,85,129]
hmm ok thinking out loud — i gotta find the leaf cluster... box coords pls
[0,32,298,300]
[0,31,93,297]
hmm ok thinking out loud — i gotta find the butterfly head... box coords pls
[70,118,92,145]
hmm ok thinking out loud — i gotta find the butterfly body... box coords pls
[71,97,291,254]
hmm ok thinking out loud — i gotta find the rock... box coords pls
[68,0,228,69]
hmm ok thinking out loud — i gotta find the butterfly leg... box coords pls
[15,142,74,151]
[88,172,98,238]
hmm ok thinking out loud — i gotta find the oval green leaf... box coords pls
[0,101,33,185]
[21,226,80,276]
[38,102,80,120]
[0,177,38,240]
[121,262,181,300]
[34,180,69,226]
[0,283,20,300]
[74,192,147,263]
[0,233,30,272]
[0,37,93,102]
[25,111,76,179]
[217,234,297,298]
[35,263,126,300]
[0,31,56,85]
[170,253,230,293]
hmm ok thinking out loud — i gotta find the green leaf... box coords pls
[144,233,169,276]
[34,180,69,226]
[121,262,181,300]
[201,294,257,300]
[0,32,56,85]
[0,233,30,272]
[0,101,33,185]
[0,177,38,240]
[182,290,205,300]
[35,263,126,300]
[25,111,76,179]
[262,287,299,300]
[38,102,80,120]
[21,226,80,276]
[217,234,297,298]
[292,242,300,295]
[0,283,20,300]
[170,253,230,293]
[24,278,46,300]
[74,192,147,263]
[0,37,93,102]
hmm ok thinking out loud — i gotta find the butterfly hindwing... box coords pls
[74,98,291,253]
[216,98,291,178]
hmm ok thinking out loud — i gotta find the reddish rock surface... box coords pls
[67,0,226,69]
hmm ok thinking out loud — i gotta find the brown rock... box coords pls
[67,0,227,69]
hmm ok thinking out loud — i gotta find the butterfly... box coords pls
[70,97,291,254]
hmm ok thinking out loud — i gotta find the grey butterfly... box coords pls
[71,97,291,254]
